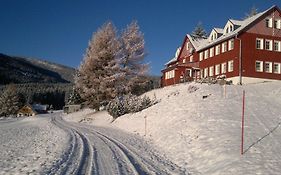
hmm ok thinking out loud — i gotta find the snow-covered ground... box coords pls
[65,81,281,174]
[0,114,68,175]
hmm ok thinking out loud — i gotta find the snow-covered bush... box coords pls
[106,94,155,119]
[188,85,199,93]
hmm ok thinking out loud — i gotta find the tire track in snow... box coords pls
[49,116,95,175]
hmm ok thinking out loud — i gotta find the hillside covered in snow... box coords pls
[65,81,281,174]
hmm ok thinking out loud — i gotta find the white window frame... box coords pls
[256,38,264,50]
[274,40,281,52]
[277,19,281,29]
[215,64,220,75]
[255,60,263,72]
[222,42,227,53]
[215,45,220,55]
[228,39,234,50]
[210,47,214,57]
[209,66,214,77]
[204,68,208,78]
[186,42,189,50]
[265,39,273,51]
[221,62,227,74]
[265,62,272,73]
[199,52,203,61]
[190,56,193,62]
[204,50,209,59]
[228,60,234,72]
[274,63,281,74]
[183,58,186,63]
[266,18,273,28]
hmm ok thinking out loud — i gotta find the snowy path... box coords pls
[50,112,186,175]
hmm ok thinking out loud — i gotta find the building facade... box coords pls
[161,5,281,86]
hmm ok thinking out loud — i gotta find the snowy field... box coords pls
[0,114,68,175]
[65,81,281,174]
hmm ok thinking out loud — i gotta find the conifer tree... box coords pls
[191,22,207,38]
[119,21,148,94]
[0,84,22,117]
[76,22,121,109]
[244,6,258,19]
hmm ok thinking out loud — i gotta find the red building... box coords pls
[162,5,281,86]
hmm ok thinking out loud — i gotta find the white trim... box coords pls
[210,47,214,57]
[228,60,234,72]
[209,66,214,77]
[199,52,203,61]
[215,45,220,55]
[222,42,227,53]
[255,60,263,72]
[256,38,264,50]
[228,39,234,50]
[215,64,220,75]
[221,62,227,74]
[273,62,281,74]
[204,49,209,59]
[265,61,273,73]
[265,39,273,51]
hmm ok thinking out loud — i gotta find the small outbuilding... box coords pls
[17,105,37,117]
[63,104,81,114]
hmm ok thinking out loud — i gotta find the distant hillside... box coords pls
[0,53,76,84]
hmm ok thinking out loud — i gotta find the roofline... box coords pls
[197,5,278,52]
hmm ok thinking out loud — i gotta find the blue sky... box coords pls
[1,0,280,75]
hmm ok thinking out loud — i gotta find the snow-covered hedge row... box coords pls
[106,94,155,119]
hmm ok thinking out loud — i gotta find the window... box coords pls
[277,19,281,29]
[165,70,175,79]
[255,61,263,72]
[210,47,214,57]
[200,69,203,78]
[222,42,227,53]
[183,59,186,63]
[266,18,272,28]
[230,25,233,32]
[228,60,234,72]
[215,64,220,75]
[274,41,281,52]
[274,20,278,29]
[199,52,203,61]
[221,62,227,74]
[209,66,214,77]
[256,38,264,49]
[265,62,272,73]
[204,68,208,78]
[204,50,209,59]
[228,39,234,50]
[265,40,273,51]
[274,63,281,74]
[190,56,193,62]
[186,42,189,50]
[215,45,220,55]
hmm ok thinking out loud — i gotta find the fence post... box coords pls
[241,90,245,155]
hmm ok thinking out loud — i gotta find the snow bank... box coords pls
[65,81,281,174]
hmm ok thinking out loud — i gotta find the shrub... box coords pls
[106,94,155,119]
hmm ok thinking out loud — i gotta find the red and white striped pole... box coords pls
[241,90,245,155]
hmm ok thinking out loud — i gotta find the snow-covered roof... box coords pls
[214,28,224,33]
[188,5,275,52]
[165,57,177,65]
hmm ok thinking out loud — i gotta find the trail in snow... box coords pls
[51,113,187,175]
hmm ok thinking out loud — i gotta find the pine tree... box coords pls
[191,22,207,38]
[0,84,22,117]
[76,22,121,109]
[244,6,258,19]
[119,21,148,95]
[67,87,83,105]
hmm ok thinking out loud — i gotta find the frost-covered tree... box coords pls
[244,6,258,19]
[0,84,22,117]
[191,22,207,38]
[67,87,83,105]
[76,22,121,109]
[119,21,148,94]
